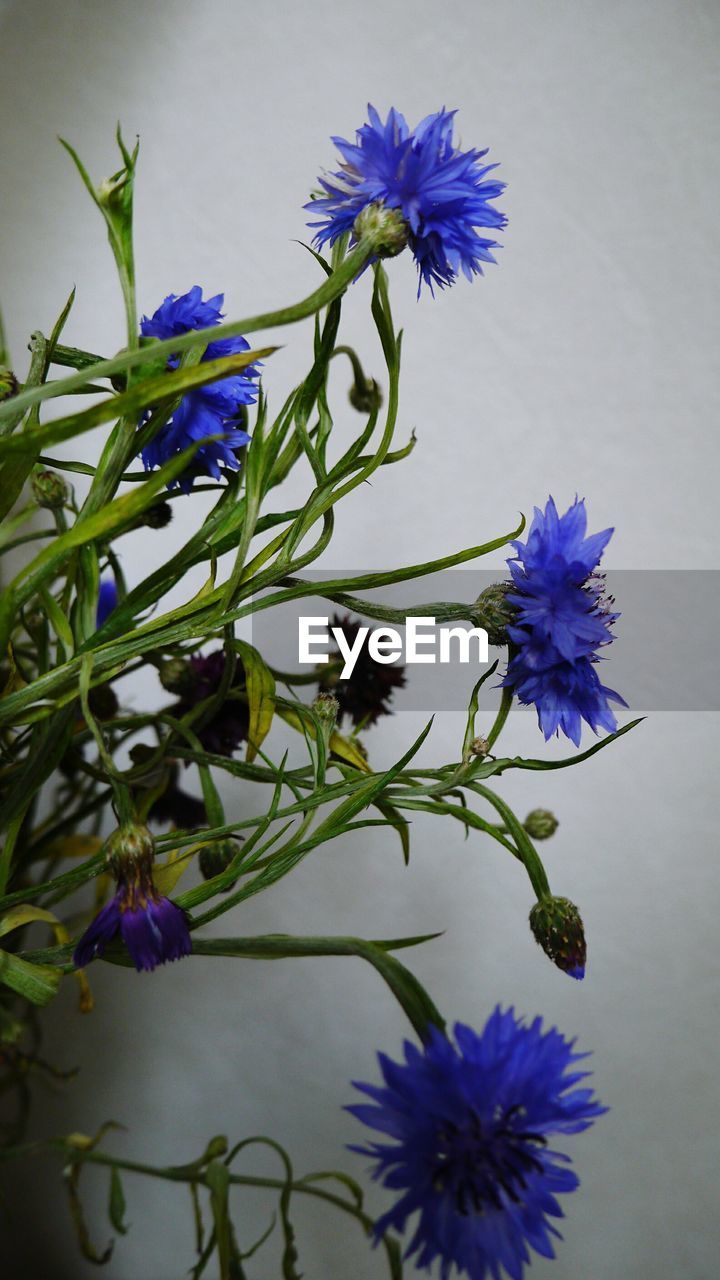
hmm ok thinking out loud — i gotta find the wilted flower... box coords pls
[73,824,191,973]
[318,614,406,728]
[139,286,261,492]
[350,1007,606,1280]
[147,765,208,831]
[307,105,506,295]
[174,649,249,756]
[503,497,626,745]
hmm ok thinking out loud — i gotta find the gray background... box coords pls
[1,1,719,1277]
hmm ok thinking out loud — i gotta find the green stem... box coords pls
[486,685,513,751]
[0,240,374,425]
[0,1142,401,1277]
[471,783,551,899]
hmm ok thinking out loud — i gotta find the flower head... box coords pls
[318,614,406,728]
[174,649,249,757]
[350,1008,606,1280]
[307,105,506,296]
[31,467,68,510]
[73,824,191,973]
[96,577,118,628]
[139,286,261,492]
[502,497,626,745]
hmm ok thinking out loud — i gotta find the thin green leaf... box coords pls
[108,1167,128,1235]
[0,346,276,460]
[0,949,61,1005]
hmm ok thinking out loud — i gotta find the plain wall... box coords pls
[1,2,718,1277]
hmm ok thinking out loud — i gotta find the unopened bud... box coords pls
[349,377,382,414]
[107,823,155,875]
[529,896,586,980]
[96,173,128,210]
[159,657,194,696]
[353,203,409,258]
[87,684,119,721]
[141,502,173,530]
[472,582,515,647]
[524,809,558,840]
[313,691,339,733]
[31,468,69,510]
[0,367,18,402]
[469,735,489,758]
[198,838,242,889]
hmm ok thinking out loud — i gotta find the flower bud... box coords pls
[349,377,382,414]
[0,367,18,402]
[469,735,489,758]
[107,822,155,876]
[159,657,195,695]
[96,173,129,211]
[472,582,514,646]
[524,808,558,840]
[198,838,242,889]
[313,691,339,732]
[31,468,69,510]
[87,683,119,721]
[140,502,173,530]
[529,896,586,980]
[353,203,409,258]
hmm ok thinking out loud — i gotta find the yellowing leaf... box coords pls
[234,640,276,763]
[0,901,94,1012]
[153,846,197,897]
[0,903,62,938]
[45,834,104,860]
[0,950,60,1005]
[329,730,372,774]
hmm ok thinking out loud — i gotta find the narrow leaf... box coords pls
[108,1167,128,1235]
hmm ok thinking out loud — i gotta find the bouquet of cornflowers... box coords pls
[0,106,637,1279]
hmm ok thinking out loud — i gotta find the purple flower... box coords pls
[74,876,191,973]
[139,286,261,493]
[307,106,506,295]
[174,650,249,757]
[503,497,626,745]
[96,578,118,628]
[318,614,406,728]
[350,1008,607,1280]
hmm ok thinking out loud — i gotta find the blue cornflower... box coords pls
[307,105,506,296]
[73,823,191,973]
[96,577,118,628]
[73,874,191,973]
[350,1008,606,1280]
[139,286,261,493]
[503,497,626,746]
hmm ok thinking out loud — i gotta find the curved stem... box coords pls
[0,240,374,425]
